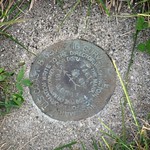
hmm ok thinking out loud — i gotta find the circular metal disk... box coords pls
[29,39,116,121]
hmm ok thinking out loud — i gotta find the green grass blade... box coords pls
[13,2,30,20]
[143,136,149,150]
[58,0,80,31]
[139,130,150,150]
[1,1,30,32]
[126,0,132,10]
[2,1,30,30]
[7,0,21,17]
[98,141,105,150]
[0,31,36,56]
[16,83,23,94]
[99,121,131,150]
[120,99,127,142]
[95,0,110,16]
[101,136,111,150]
[21,79,32,87]
[136,0,149,5]
[99,119,120,139]
[0,68,4,74]
[54,141,77,150]
[113,13,150,18]
[84,0,92,28]
[0,30,27,49]
[17,67,25,82]
[99,129,117,140]
[0,19,26,26]
[87,0,92,17]
[129,144,135,150]
[91,138,99,150]
[112,60,139,130]
[0,101,19,108]
[56,0,64,8]
[81,141,86,150]
[2,0,13,18]
[99,129,131,149]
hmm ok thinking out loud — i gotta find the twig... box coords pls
[29,0,36,11]
[119,29,134,37]
[0,142,7,149]
[0,117,5,128]
[114,13,150,18]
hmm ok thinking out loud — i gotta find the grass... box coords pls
[0,1,35,115]
[54,60,150,150]
[0,0,29,35]
[54,141,77,150]
[57,0,81,31]
[0,0,150,149]
[0,0,32,29]
[53,1,150,149]
[0,0,36,55]
[0,66,32,115]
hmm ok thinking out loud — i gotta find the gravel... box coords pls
[0,0,150,149]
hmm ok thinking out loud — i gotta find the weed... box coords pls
[101,60,150,150]
[0,0,149,149]
[135,16,150,55]
[125,15,149,84]
[0,67,32,115]
[0,0,30,31]
[0,0,36,55]
[137,39,150,54]
[95,0,110,16]
[52,1,150,149]
[55,0,64,9]
[53,61,150,150]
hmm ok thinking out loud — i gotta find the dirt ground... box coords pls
[0,0,150,149]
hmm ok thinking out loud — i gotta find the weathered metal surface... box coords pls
[29,39,116,121]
